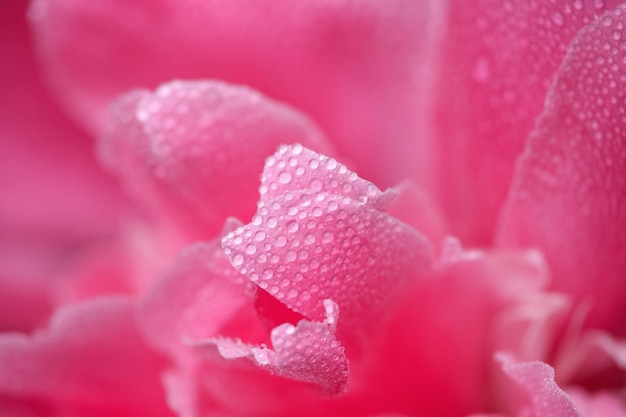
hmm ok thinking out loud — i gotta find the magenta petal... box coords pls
[0,297,173,416]
[499,354,582,417]
[222,145,434,344]
[434,0,624,244]
[30,0,442,191]
[496,5,626,333]
[101,80,333,240]
[0,0,124,330]
[198,299,348,395]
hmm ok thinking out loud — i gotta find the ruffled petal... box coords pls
[101,80,333,241]
[221,145,434,347]
[198,299,348,395]
[498,354,582,417]
[433,0,624,244]
[496,5,626,333]
[0,298,173,416]
[138,237,267,360]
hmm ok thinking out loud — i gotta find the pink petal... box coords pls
[30,0,442,191]
[138,237,267,360]
[568,388,626,417]
[221,145,434,347]
[385,180,449,249]
[496,5,626,333]
[101,80,333,241]
[0,297,173,416]
[359,247,552,416]
[0,0,124,330]
[433,0,624,244]
[198,299,348,395]
[498,354,582,417]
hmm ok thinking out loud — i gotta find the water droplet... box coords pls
[309,159,320,169]
[310,178,323,192]
[267,217,278,228]
[233,253,244,266]
[286,251,297,262]
[292,144,303,155]
[245,244,257,255]
[322,231,334,243]
[275,235,287,247]
[287,220,299,233]
[325,158,338,170]
[278,171,292,184]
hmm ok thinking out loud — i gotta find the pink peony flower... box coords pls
[1,0,625,416]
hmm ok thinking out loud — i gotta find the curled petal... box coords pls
[222,145,434,345]
[196,300,348,395]
[101,80,333,240]
[138,235,267,359]
[496,5,626,333]
[259,144,394,210]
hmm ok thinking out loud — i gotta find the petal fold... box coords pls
[199,299,348,395]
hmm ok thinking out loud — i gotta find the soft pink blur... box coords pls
[1,0,625,416]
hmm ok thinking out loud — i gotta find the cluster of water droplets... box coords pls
[222,144,431,329]
[205,299,348,394]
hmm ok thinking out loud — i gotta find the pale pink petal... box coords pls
[568,388,626,417]
[222,145,434,347]
[259,144,394,210]
[496,5,626,333]
[101,80,333,241]
[433,0,624,244]
[198,300,348,395]
[0,0,124,330]
[498,354,582,417]
[30,0,444,191]
[386,180,449,249]
[0,297,173,416]
[138,238,267,360]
